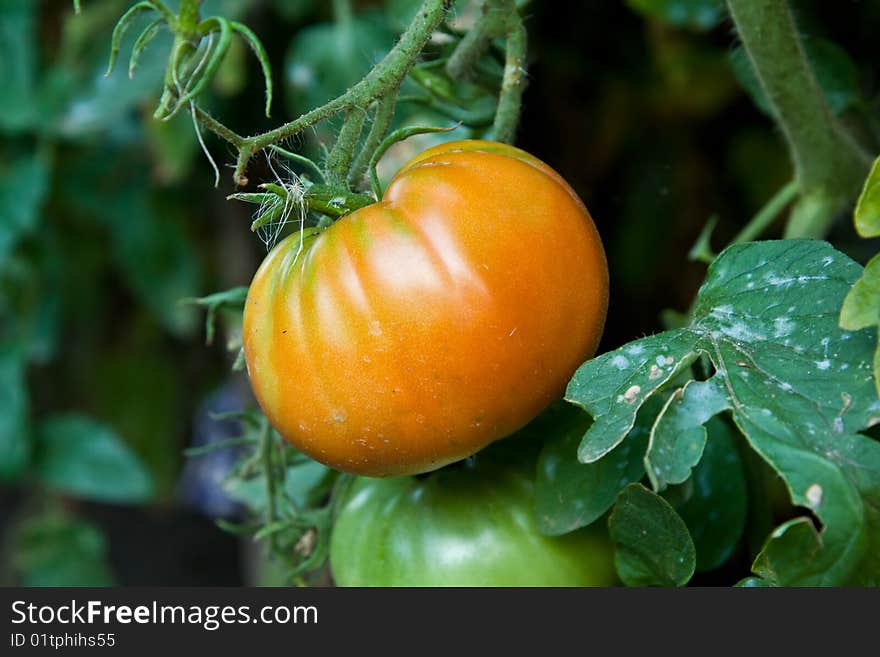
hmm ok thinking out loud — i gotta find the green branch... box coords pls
[445,0,525,144]
[177,0,203,36]
[193,105,245,148]
[493,5,526,144]
[726,0,871,238]
[349,91,400,189]
[258,417,279,555]
[731,180,799,245]
[325,108,368,187]
[445,2,497,80]
[226,0,453,185]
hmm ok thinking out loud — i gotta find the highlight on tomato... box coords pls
[243,140,608,476]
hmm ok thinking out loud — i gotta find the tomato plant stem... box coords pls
[220,0,453,186]
[493,5,526,144]
[325,108,368,187]
[446,0,525,143]
[727,0,871,238]
[731,180,798,245]
[177,0,202,36]
[259,417,279,554]
[349,90,400,189]
[193,105,245,148]
[445,2,497,80]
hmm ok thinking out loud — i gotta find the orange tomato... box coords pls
[243,140,608,476]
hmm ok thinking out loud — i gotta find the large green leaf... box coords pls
[568,240,880,585]
[535,399,657,536]
[34,414,154,504]
[665,418,748,572]
[646,375,729,489]
[0,343,30,481]
[609,483,696,586]
[12,511,115,586]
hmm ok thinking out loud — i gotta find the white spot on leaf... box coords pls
[623,385,641,404]
[805,484,823,508]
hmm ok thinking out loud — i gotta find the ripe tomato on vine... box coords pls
[243,140,608,476]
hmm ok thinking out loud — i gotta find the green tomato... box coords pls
[329,459,618,587]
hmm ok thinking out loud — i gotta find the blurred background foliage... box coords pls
[1,0,878,585]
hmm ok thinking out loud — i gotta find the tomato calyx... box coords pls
[304,185,374,218]
[229,181,374,231]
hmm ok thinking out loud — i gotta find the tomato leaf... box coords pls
[736,576,771,587]
[0,0,38,131]
[841,156,880,397]
[567,330,700,464]
[12,511,115,586]
[646,375,729,489]
[0,148,51,264]
[854,155,880,238]
[664,418,748,572]
[730,38,860,117]
[609,483,696,586]
[568,240,880,585]
[34,414,154,503]
[535,399,657,536]
[626,0,725,31]
[0,344,31,481]
[183,286,249,345]
[839,254,880,331]
[225,460,330,515]
[840,253,880,397]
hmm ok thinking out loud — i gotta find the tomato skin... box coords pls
[329,459,617,587]
[243,140,608,476]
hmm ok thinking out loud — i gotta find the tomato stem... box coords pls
[176,0,202,37]
[731,179,799,245]
[215,0,455,186]
[493,4,527,144]
[325,107,368,188]
[445,2,499,80]
[727,0,871,238]
[348,89,401,190]
[445,0,526,144]
[259,417,279,555]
